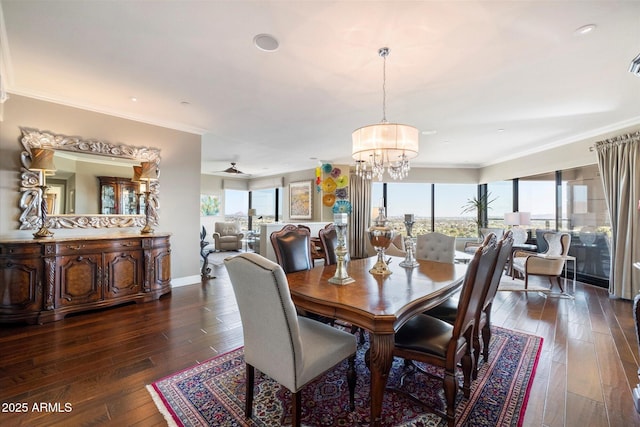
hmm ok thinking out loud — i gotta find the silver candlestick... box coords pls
[400,214,419,268]
[329,213,355,285]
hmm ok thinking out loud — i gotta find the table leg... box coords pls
[369,333,394,427]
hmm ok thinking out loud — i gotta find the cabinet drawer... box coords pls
[56,239,141,255]
[0,244,42,256]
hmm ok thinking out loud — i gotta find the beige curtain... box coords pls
[348,172,371,259]
[595,131,640,299]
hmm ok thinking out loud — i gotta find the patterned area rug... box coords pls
[147,326,542,426]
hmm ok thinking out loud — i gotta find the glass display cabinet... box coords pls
[98,176,140,215]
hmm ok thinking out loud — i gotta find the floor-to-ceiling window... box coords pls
[518,172,557,230]
[434,183,477,238]
[386,183,432,236]
[487,180,513,228]
[561,164,611,284]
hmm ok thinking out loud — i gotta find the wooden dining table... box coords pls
[286,255,467,426]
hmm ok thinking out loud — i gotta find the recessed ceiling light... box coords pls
[130,97,138,102]
[253,34,279,52]
[180,101,190,106]
[574,24,597,35]
[497,128,505,133]
[421,130,437,135]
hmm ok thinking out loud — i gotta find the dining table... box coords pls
[286,255,468,427]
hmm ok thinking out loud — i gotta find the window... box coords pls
[518,173,556,230]
[434,184,477,238]
[251,189,276,228]
[224,189,249,229]
[386,183,432,236]
[487,181,513,228]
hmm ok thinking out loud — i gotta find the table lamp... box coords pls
[29,148,56,238]
[504,211,530,245]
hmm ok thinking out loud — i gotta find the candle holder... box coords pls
[368,206,394,276]
[329,213,354,285]
[399,217,419,268]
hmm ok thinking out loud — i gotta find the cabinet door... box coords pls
[121,183,139,215]
[57,254,102,306]
[148,247,171,291]
[104,250,143,298]
[100,183,117,214]
[0,257,42,313]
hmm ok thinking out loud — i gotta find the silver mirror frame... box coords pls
[18,127,161,230]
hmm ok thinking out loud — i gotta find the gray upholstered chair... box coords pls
[511,231,571,291]
[212,222,244,251]
[224,253,357,426]
[415,232,456,263]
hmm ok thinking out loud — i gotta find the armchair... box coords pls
[511,232,571,291]
[464,227,505,254]
[212,222,244,251]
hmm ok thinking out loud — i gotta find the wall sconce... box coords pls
[29,148,56,238]
[138,161,158,234]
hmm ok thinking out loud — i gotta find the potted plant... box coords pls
[461,192,497,238]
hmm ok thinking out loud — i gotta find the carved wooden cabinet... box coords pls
[0,233,171,324]
[99,176,140,215]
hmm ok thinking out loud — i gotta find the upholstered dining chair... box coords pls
[318,223,350,265]
[511,231,571,291]
[392,235,500,427]
[225,253,356,427]
[424,231,514,378]
[270,224,313,274]
[415,232,456,263]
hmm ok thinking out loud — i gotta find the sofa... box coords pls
[213,222,244,251]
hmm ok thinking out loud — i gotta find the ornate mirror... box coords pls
[19,128,161,229]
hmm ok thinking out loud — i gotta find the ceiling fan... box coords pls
[222,162,244,174]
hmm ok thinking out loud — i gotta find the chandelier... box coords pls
[352,47,419,181]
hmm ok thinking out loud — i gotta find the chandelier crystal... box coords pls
[352,47,419,181]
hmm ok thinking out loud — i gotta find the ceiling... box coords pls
[2,1,639,178]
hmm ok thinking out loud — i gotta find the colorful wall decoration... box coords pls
[316,163,352,215]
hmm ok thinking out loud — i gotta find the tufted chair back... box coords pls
[270,224,313,273]
[415,232,456,263]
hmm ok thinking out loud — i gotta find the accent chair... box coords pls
[212,222,243,251]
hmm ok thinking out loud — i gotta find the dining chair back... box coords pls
[415,232,456,263]
[270,224,313,273]
[224,253,357,426]
[318,223,350,265]
[393,234,499,426]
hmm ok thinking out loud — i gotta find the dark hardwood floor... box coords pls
[1,261,639,426]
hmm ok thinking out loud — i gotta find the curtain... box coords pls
[349,172,371,259]
[595,131,640,299]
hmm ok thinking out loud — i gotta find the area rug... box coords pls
[148,326,541,426]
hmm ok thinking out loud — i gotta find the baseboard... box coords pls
[171,275,202,288]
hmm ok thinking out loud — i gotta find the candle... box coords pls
[404,214,414,223]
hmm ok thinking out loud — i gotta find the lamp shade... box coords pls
[351,123,419,163]
[504,211,531,226]
[139,161,158,181]
[248,208,257,216]
[132,165,142,182]
[29,148,56,172]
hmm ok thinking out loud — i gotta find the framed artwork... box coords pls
[200,194,220,216]
[289,180,313,219]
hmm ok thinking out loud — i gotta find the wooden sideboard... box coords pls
[0,233,171,324]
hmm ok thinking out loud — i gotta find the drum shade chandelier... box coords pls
[352,47,419,181]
